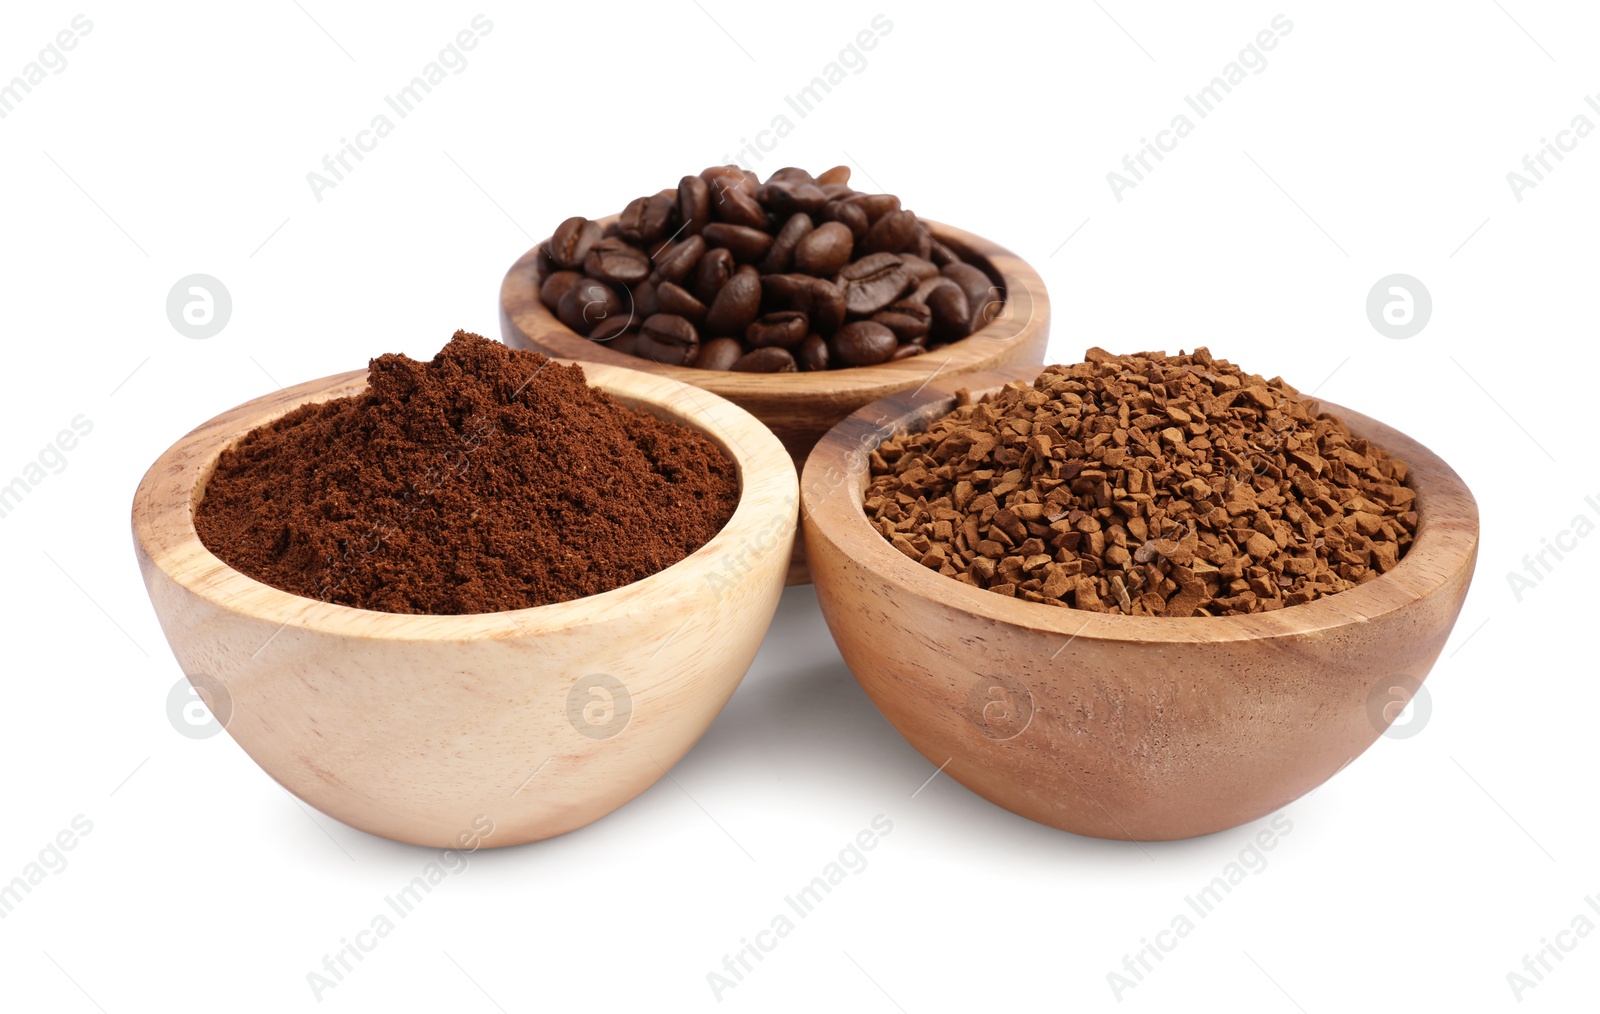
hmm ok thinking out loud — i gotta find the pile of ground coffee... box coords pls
[864,347,1416,617]
[195,331,740,615]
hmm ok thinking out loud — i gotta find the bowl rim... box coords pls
[131,358,798,642]
[499,216,1050,398]
[801,363,1480,644]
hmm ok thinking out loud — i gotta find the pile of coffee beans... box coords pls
[536,165,1004,372]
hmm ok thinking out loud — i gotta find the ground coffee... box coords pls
[537,164,1003,371]
[864,347,1416,617]
[195,331,740,614]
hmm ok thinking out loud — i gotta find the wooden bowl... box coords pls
[802,365,1479,841]
[132,362,797,849]
[500,218,1050,584]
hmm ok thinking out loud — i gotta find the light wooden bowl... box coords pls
[132,361,797,849]
[802,365,1479,841]
[500,218,1050,584]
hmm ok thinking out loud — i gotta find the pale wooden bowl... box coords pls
[500,217,1050,584]
[132,361,797,849]
[802,365,1479,841]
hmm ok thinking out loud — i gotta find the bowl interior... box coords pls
[134,359,798,640]
[803,364,1480,644]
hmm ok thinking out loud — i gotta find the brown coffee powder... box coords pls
[865,347,1416,617]
[195,331,740,614]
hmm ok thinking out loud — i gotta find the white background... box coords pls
[1,2,1594,1010]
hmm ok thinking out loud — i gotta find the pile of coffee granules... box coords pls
[863,347,1417,617]
[194,331,740,615]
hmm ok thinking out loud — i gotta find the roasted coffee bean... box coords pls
[692,337,744,371]
[731,347,797,373]
[766,166,816,186]
[606,332,639,357]
[540,269,584,310]
[941,262,997,329]
[805,278,847,334]
[907,275,945,304]
[654,234,705,284]
[821,199,869,240]
[614,189,672,244]
[860,209,918,255]
[816,165,851,186]
[533,244,557,279]
[837,253,910,315]
[760,213,813,274]
[926,279,973,340]
[678,175,711,236]
[701,164,750,194]
[704,264,761,336]
[872,301,931,342]
[830,320,898,367]
[656,281,707,325]
[588,312,637,341]
[549,216,601,269]
[706,172,768,229]
[757,180,828,216]
[760,272,813,309]
[818,182,853,200]
[701,223,774,263]
[798,333,829,371]
[636,278,662,318]
[633,277,661,318]
[906,223,932,260]
[692,246,736,304]
[890,343,926,361]
[844,192,901,224]
[636,313,700,365]
[584,238,651,286]
[928,237,960,267]
[746,310,808,349]
[616,195,652,243]
[645,233,675,261]
[644,189,677,240]
[765,273,815,312]
[557,277,623,334]
[898,254,938,283]
[793,221,854,276]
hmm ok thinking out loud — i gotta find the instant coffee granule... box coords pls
[194,331,739,615]
[864,347,1416,617]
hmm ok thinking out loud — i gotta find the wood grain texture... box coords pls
[801,365,1479,841]
[500,217,1050,584]
[132,361,797,849]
